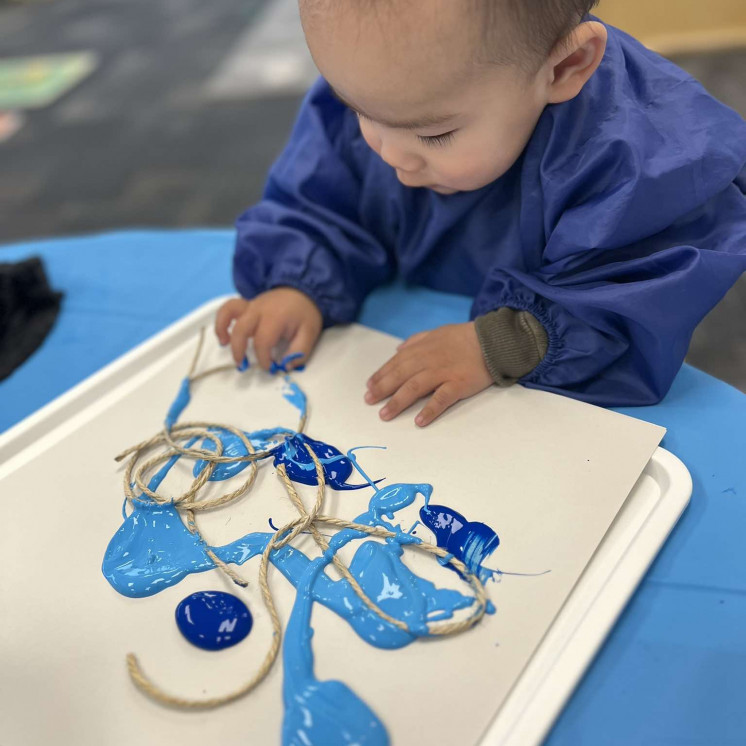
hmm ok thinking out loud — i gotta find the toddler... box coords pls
[216,0,746,425]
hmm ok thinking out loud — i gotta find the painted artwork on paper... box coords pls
[102,334,533,745]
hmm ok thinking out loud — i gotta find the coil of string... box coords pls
[114,330,489,709]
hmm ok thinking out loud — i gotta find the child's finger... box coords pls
[253,319,286,371]
[215,298,247,346]
[366,351,425,404]
[415,383,460,427]
[230,307,260,365]
[283,325,318,369]
[378,372,438,422]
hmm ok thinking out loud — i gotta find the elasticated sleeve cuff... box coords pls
[474,308,549,386]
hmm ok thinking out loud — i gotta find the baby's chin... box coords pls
[429,174,504,195]
[429,185,460,195]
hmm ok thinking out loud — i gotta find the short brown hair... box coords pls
[477,0,601,69]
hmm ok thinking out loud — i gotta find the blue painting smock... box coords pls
[234,24,746,407]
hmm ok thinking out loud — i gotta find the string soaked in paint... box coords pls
[115,329,489,709]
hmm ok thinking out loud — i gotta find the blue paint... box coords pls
[273,434,381,491]
[282,378,307,417]
[192,426,292,481]
[104,476,479,643]
[237,355,250,372]
[270,352,306,374]
[282,557,388,746]
[103,440,217,597]
[419,503,500,585]
[165,377,191,429]
[175,591,253,651]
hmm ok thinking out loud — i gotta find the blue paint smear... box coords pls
[282,378,307,417]
[271,352,306,374]
[282,556,388,746]
[165,377,191,429]
[175,591,253,651]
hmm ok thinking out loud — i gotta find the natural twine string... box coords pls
[117,330,488,709]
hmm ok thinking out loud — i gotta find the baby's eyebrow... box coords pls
[329,86,456,131]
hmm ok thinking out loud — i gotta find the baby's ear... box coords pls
[546,21,607,104]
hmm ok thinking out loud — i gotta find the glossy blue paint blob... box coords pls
[176,591,253,651]
[419,503,500,584]
[102,437,218,597]
[273,434,379,491]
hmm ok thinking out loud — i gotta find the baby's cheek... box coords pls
[436,152,497,191]
[455,142,518,190]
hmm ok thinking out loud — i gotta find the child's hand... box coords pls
[365,322,493,427]
[215,288,323,371]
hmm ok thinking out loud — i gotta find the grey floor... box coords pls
[0,0,744,391]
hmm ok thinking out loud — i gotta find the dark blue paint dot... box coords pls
[175,591,253,651]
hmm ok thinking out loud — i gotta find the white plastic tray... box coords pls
[0,300,691,746]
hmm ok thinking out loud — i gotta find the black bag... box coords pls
[0,256,63,381]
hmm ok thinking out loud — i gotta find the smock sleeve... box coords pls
[233,78,394,326]
[472,82,746,406]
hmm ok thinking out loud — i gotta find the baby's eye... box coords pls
[417,131,456,148]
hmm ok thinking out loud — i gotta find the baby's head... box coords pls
[300,0,606,194]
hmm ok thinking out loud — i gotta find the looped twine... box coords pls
[118,330,489,709]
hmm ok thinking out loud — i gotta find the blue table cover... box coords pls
[1,230,744,744]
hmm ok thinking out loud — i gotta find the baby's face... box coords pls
[302,0,551,194]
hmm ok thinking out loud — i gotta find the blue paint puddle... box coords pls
[104,371,518,745]
[175,591,253,651]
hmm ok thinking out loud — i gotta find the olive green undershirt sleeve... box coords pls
[474,308,549,387]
